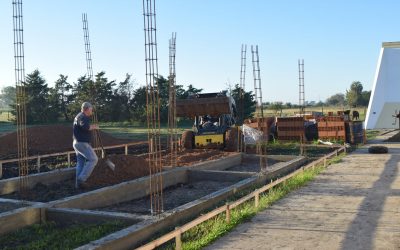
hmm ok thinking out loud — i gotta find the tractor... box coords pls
[176,92,239,151]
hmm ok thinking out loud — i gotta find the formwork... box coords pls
[276,117,305,141]
[0,152,308,249]
[317,116,346,141]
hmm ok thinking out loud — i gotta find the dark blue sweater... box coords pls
[73,112,91,143]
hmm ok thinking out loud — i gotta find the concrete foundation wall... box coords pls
[46,208,141,226]
[51,167,188,210]
[190,154,242,171]
[77,176,257,250]
[188,170,255,182]
[0,168,74,195]
[0,206,44,235]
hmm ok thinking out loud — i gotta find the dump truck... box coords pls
[176,92,239,151]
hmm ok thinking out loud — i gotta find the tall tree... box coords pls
[24,70,54,123]
[326,93,346,106]
[0,86,16,109]
[52,74,73,121]
[230,84,257,123]
[346,81,363,107]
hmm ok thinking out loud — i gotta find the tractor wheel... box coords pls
[182,131,194,150]
[225,127,239,152]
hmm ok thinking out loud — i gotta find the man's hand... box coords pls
[90,124,99,130]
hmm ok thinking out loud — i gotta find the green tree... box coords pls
[326,93,345,106]
[0,86,16,109]
[359,90,371,107]
[269,101,284,115]
[346,81,363,107]
[69,72,116,121]
[230,84,256,123]
[24,70,56,123]
[50,74,73,121]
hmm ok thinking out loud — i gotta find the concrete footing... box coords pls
[0,153,308,249]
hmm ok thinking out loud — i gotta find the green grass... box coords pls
[365,130,380,141]
[0,220,129,250]
[100,125,191,141]
[158,154,344,250]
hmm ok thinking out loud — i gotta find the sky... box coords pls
[0,0,399,103]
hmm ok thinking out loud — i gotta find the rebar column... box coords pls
[12,0,29,196]
[143,0,164,215]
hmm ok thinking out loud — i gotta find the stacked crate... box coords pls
[276,117,305,141]
[244,117,275,136]
[317,116,345,141]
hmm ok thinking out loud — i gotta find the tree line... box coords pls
[0,70,256,124]
[265,81,371,114]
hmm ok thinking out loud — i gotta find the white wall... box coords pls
[365,43,400,129]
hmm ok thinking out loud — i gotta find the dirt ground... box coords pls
[97,180,234,214]
[2,154,150,202]
[207,131,400,250]
[1,150,234,202]
[0,125,133,160]
[169,149,235,167]
[226,157,281,172]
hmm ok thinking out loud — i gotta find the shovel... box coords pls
[97,131,116,171]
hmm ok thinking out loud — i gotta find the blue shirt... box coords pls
[73,112,91,143]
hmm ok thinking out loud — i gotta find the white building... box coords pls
[365,42,400,129]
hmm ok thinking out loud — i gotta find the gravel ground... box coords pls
[97,180,234,214]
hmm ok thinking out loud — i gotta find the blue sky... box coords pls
[0,0,399,103]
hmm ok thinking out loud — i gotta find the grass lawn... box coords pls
[365,130,381,141]
[100,124,191,141]
[0,220,129,250]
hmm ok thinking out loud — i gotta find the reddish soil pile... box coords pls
[163,149,235,167]
[86,154,149,187]
[0,125,131,159]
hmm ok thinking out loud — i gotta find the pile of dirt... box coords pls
[2,154,150,202]
[169,149,235,167]
[0,125,131,159]
[86,154,149,187]
[385,131,400,142]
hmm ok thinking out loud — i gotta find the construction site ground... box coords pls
[207,130,400,250]
[96,180,234,214]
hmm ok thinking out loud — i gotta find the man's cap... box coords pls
[81,102,93,111]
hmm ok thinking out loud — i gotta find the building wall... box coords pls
[365,43,400,129]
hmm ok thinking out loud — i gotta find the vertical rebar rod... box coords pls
[167,32,177,168]
[239,44,247,124]
[298,59,305,116]
[12,0,29,196]
[143,0,163,215]
[251,45,263,118]
[82,13,101,154]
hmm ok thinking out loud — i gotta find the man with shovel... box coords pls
[73,102,99,189]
